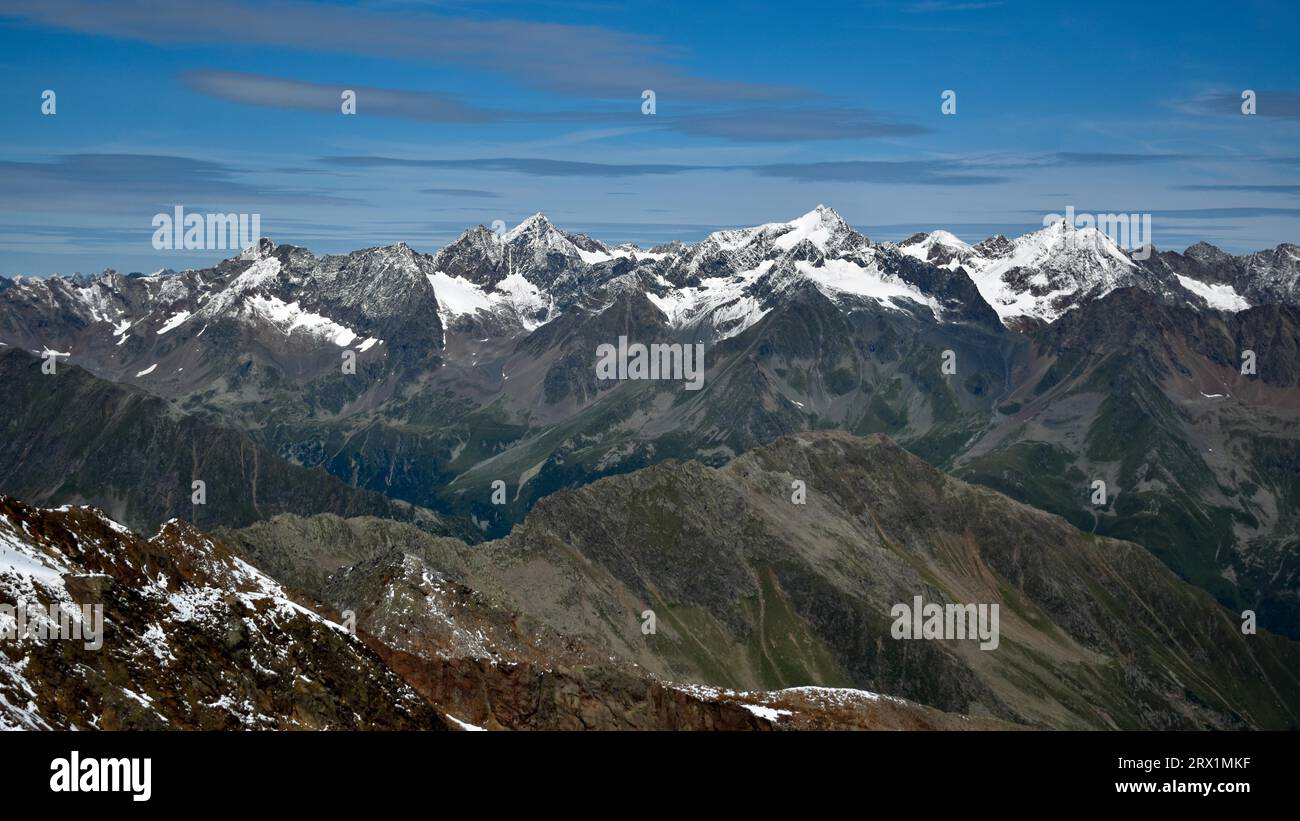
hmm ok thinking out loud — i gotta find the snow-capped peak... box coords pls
[914,229,970,251]
[1005,219,1137,274]
[502,213,559,243]
[897,230,974,268]
[7,205,1296,375]
[699,205,855,256]
[961,218,1145,324]
[647,206,949,340]
[773,205,852,252]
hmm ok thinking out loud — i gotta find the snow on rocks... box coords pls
[242,294,359,346]
[1175,274,1251,312]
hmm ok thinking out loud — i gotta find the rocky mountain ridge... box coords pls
[222,430,1300,730]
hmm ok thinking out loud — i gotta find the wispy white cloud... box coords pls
[182,70,927,143]
[5,0,803,102]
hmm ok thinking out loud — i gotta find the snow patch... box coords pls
[446,714,487,731]
[427,272,492,319]
[427,271,555,331]
[646,262,773,340]
[157,310,192,335]
[740,703,793,722]
[243,295,358,346]
[794,258,941,317]
[1176,275,1250,312]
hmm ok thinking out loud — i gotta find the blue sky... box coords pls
[1,0,1298,275]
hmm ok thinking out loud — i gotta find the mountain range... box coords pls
[2,205,1298,730]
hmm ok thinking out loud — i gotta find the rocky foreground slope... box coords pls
[0,495,440,730]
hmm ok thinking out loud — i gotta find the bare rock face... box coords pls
[379,650,1014,731]
[0,496,444,730]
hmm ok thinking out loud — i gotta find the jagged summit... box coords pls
[1,206,1296,384]
[899,229,968,246]
[239,236,277,261]
[502,212,557,242]
[898,229,974,269]
[695,204,856,256]
[780,204,855,248]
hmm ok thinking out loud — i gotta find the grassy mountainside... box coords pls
[228,430,1300,730]
[957,290,1300,638]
